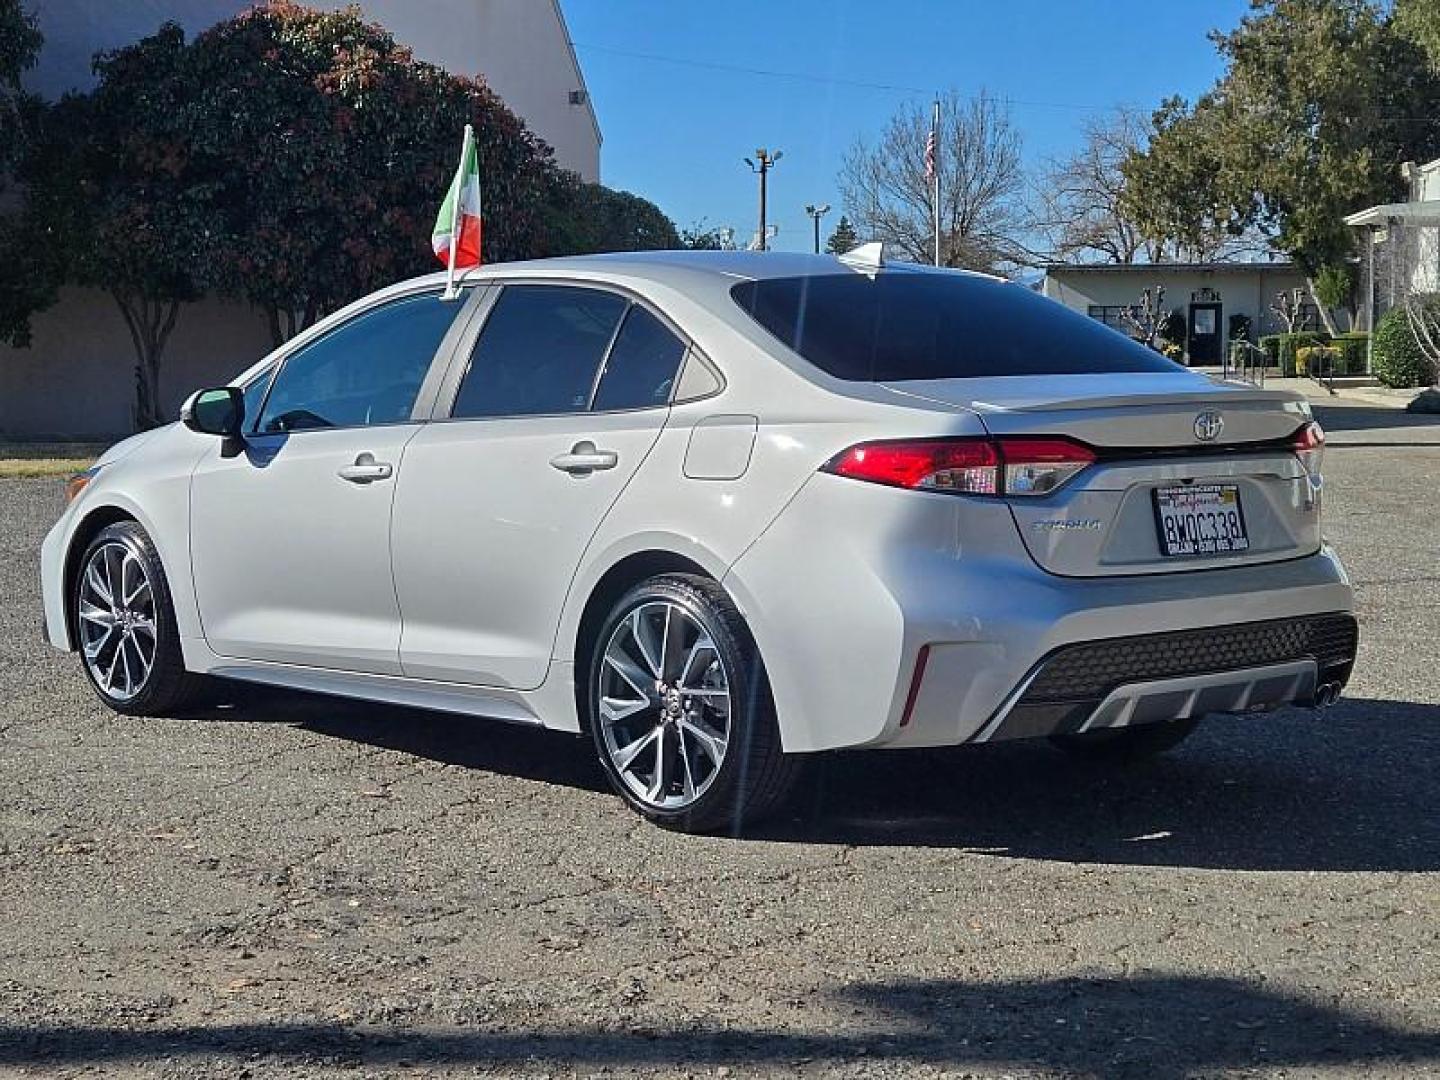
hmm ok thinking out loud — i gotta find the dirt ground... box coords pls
[2,399,1437,1078]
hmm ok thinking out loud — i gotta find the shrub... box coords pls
[1260,331,1328,376]
[1295,344,1334,377]
[1372,307,1437,388]
[1330,332,1370,376]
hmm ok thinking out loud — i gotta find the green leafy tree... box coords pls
[1395,0,1440,69]
[22,25,216,428]
[0,0,40,171]
[680,221,731,250]
[0,0,46,348]
[184,2,554,345]
[824,214,859,254]
[543,172,680,255]
[1123,1,1440,333]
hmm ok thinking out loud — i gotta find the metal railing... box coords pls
[1223,341,1268,388]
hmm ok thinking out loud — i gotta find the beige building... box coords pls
[1042,262,1315,366]
[4,0,599,437]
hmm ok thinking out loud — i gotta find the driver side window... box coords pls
[257,293,463,433]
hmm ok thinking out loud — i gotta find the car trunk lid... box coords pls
[881,373,1322,577]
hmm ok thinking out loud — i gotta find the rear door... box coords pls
[392,283,691,688]
[885,373,1321,577]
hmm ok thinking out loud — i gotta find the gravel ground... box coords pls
[2,401,1438,1079]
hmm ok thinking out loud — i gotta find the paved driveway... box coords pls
[1,402,1438,1078]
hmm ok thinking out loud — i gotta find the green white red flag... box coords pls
[433,125,482,271]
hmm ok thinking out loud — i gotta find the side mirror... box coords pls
[181,387,245,439]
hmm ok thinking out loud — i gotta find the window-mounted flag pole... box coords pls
[433,123,483,301]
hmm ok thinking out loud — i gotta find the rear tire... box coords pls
[73,521,210,717]
[587,574,801,834]
[1049,718,1199,762]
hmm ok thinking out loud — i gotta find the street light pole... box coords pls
[805,203,831,254]
[744,148,782,251]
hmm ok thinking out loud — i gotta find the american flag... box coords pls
[924,124,936,182]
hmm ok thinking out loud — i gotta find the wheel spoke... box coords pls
[599,693,650,725]
[646,724,668,802]
[676,725,698,801]
[659,604,687,682]
[679,715,727,768]
[85,561,112,606]
[629,608,663,678]
[82,624,114,661]
[677,635,717,690]
[611,725,660,772]
[604,648,654,702]
[126,635,152,684]
[79,601,116,629]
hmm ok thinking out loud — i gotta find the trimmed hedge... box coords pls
[1259,332,1328,376]
[1330,332,1370,376]
[1372,307,1437,388]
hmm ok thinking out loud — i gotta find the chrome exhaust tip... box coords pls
[1311,681,1343,709]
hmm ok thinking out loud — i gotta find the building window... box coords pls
[1087,305,1141,334]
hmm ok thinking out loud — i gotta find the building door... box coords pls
[1187,302,1222,365]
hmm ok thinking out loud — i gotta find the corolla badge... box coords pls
[1193,410,1225,442]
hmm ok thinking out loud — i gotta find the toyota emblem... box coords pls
[1193,410,1224,442]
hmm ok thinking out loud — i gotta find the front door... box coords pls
[190,291,467,674]
[1187,302,1223,365]
[393,283,691,689]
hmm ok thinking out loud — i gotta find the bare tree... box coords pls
[838,90,1028,274]
[1034,109,1162,265]
[1119,285,1169,347]
[1269,287,1312,333]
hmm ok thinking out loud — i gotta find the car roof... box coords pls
[403,249,1004,294]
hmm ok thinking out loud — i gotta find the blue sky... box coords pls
[563,0,1255,252]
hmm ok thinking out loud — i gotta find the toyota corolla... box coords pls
[40,249,1357,832]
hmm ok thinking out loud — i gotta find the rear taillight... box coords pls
[1292,420,1324,482]
[821,436,1095,497]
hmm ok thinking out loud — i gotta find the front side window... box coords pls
[257,293,462,433]
[732,271,1180,381]
[591,306,687,411]
[240,366,274,430]
[451,285,627,419]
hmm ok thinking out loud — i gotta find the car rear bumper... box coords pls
[973,613,1357,743]
[725,473,1355,753]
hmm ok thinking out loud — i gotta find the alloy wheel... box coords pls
[597,600,732,811]
[77,540,157,702]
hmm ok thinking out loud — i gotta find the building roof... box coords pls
[1344,201,1440,227]
[1044,261,1297,274]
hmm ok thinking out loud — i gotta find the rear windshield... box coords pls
[730,271,1180,381]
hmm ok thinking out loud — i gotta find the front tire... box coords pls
[73,521,208,716]
[1049,717,1199,762]
[587,574,800,834]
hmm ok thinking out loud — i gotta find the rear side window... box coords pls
[257,294,461,432]
[591,306,687,411]
[731,272,1180,381]
[452,285,627,418]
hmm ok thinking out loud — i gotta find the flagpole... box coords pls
[932,98,941,268]
[444,124,475,301]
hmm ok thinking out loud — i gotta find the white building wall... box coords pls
[1043,267,1314,342]
[0,290,273,438]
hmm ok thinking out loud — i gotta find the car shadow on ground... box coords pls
[3,973,1435,1077]
[206,686,1440,873]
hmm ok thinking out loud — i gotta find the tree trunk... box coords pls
[111,289,182,431]
[1307,278,1340,337]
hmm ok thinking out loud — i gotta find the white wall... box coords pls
[24,0,601,182]
[315,0,601,181]
[0,290,273,438]
[1043,267,1315,341]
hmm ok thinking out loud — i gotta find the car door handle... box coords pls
[337,453,394,484]
[549,441,619,475]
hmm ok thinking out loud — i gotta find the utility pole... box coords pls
[805,203,831,254]
[744,148,782,251]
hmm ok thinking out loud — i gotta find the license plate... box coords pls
[1153,484,1249,557]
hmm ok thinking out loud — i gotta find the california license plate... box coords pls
[1153,484,1249,557]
